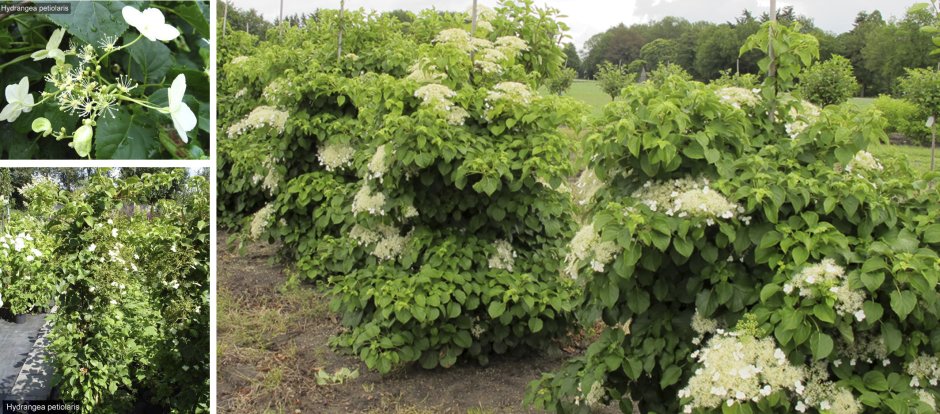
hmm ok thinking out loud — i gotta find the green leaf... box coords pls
[812,304,836,324]
[95,112,159,159]
[128,34,172,84]
[487,301,506,318]
[882,322,902,353]
[923,224,940,244]
[890,290,917,320]
[48,1,128,46]
[170,2,210,38]
[860,271,885,292]
[863,301,883,322]
[528,317,544,333]
[863,371,889,391]
[660,365,682,389]
[809,332,833,359]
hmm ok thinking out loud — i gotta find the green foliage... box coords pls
[594,62,635,99]
[899,68,940,116]
[529,21,940,414]
[711,69,760,89]
[0,1,210,159]
[741,21,820,102]
[47,171,209,413]
[547,67,577,95]
[646,62,693,86]
[871,95,932,145]
[218,0,584,374]
[800,55,860,106]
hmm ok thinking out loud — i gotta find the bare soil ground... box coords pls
[217,233,574,414]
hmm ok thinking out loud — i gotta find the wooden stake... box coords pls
[337,0,345,62]
[470,0,479,37]
[768,0,777,124]
[222,1,229,37]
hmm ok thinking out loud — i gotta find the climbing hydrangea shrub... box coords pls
[527,23,940,414]
[218,1,586,374]
[47,171,208,413]
[0,2,209,159]
[0,212,57,316]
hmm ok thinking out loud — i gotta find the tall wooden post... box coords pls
[337,0,345,61]
[470,0,479,36]
[222,1,229,37]
[768,0,777,124]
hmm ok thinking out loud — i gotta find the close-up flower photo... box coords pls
[0,168,210,413]
[0,1,210,159]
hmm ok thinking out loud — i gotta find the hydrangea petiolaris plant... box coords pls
[527,21,940,414]
[46,170,209,413]
[0,1,209,159]
[217,1,584,374]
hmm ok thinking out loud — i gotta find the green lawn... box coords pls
[560,80,609,114]
[870,143,935,175]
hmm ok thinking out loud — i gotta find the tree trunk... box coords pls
[222,1,229,37]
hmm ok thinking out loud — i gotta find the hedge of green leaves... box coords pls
[527,22,940,414]
[0,1,209,159]
[0,171,209,413]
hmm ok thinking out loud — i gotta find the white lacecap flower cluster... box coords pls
[406,58,447,84]
[785,100,821,139]
[433,28,473,51]
[799,363,863,414]
[0,233,37,259]
[678,331,806,413]
[349,224,410,261]
[249,204,275,240]
[402,205,419,218]
[262,79,292,106]
[351,183,386,216]
[367,145,388,180]
[834,333,888,369]
[573,169,603,206]
[716,87,761,109]
[845,150,883,173]
[907,355,940,389]
[633,177,744,224]
[691,310,719,345]
[230,56,250,65]
[414,83,468,126]
[317,143,355,172]
[782,259,866,322]
[485,81,533,106]
[226,106,289,137]
[487,239,516,272]
[564,223,619,279]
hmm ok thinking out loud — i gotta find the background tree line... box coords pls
[572,5,937,96]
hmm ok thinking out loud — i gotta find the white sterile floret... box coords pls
[433,28,473,51]
[31,28,66,63]
[351,183,386,216]
[678,331,806,412]
[317,143,355,171]
[486,82,533,105]
[488,239,516,272]
[122,6,180,42]
[845,150,883,173]
[249,204,275,240]
[716,87,761,109]
[1,77,34,123]
[226,106,289,137]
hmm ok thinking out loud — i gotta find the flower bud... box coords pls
[71,124,94,157]
[31,117,52,137]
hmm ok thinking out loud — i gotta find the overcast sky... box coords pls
[229,0,916,49]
